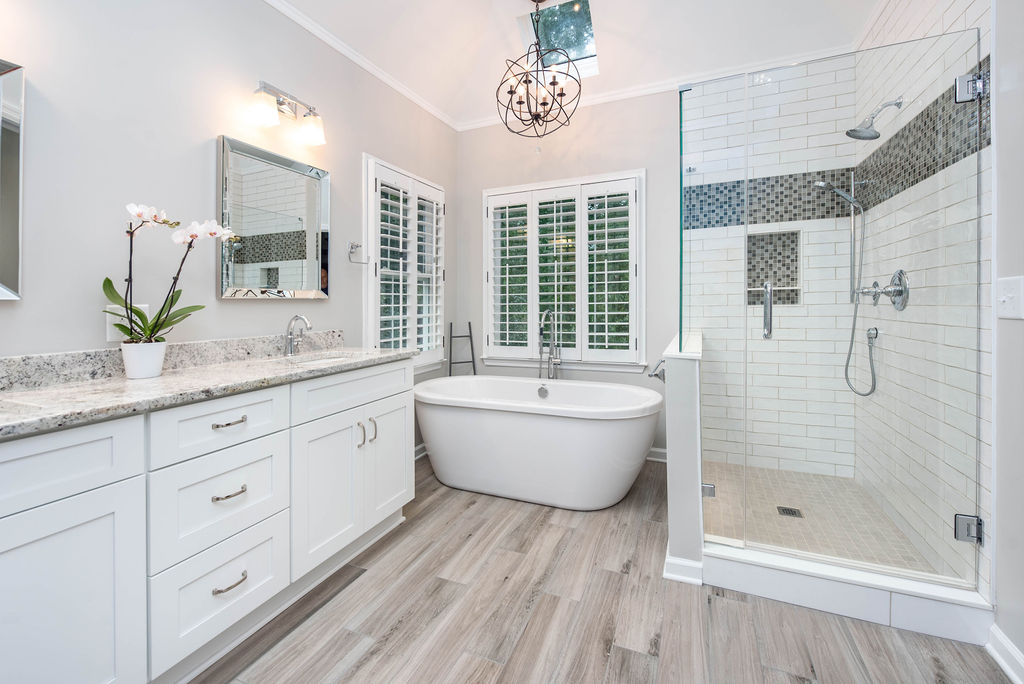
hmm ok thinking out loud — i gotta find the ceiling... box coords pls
[266,0,879,131]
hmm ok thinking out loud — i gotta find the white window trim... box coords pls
[481,169,646,370]
[362,154,445,369]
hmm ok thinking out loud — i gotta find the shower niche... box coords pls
[680,29,986,590]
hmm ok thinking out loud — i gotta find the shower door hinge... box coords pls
[954,73,987,103]
[954,514,984,544]
[701,483,716,498]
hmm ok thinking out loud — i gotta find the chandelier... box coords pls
[496,0,582,137]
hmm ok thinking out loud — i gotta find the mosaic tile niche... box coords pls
[747,231,800,305]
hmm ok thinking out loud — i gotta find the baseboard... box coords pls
[646,447,667,463]
[663,546,703,585]
[988,624,1024,684]
[415,443,427,460]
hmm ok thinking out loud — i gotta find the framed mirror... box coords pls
[0,59,24,300]
[217,136,329,299]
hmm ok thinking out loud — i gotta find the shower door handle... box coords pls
[762,281,773,339]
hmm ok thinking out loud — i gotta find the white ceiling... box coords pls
[265,0,879,131]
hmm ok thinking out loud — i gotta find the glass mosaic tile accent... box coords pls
[233,230,308,264]
[856,56,991,211]
[747,231,800,305]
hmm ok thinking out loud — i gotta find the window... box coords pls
[364,157,444,367]
[520,0,599,78]
[483,171,644,369]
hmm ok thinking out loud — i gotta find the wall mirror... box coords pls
[0,59,24,300]
[218,136,329,299]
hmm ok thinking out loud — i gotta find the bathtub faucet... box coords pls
[538,309,561,380]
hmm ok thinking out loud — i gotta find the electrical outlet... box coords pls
[105,304,149,342]
[997,277,1024,320]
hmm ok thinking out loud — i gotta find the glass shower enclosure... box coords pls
[679,30,987,589]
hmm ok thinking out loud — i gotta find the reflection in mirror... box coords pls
[218,136,329,299]
[0,60,24,300]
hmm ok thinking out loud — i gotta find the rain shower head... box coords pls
[846,96,904,140]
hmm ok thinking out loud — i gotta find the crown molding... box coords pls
[261,0,459,131]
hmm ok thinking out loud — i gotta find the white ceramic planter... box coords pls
[121,341,167,379]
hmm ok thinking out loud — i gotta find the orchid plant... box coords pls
[103,204,234,343]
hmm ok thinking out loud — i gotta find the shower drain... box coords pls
[777,506,804,518]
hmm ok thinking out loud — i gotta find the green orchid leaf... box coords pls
[102,277,127,306]
[112,323,135,338]
[160,305,205,328]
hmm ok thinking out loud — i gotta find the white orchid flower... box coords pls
[126,203,151,221]
[200,220,225,238]
[149,208,168,223]
[172,222,204,245]
[220,227,236,241]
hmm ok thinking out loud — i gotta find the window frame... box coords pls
[363,155,445,370]
[481,169,646,372]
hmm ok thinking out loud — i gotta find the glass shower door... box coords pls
[739,32,983,585]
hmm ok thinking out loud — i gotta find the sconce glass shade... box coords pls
[299,111,326,146]
[251,89,281,127]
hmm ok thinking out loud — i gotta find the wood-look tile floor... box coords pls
[206,459,1009,684]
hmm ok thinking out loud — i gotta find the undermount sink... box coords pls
[288,350,368,367]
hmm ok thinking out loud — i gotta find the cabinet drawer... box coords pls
[291,359,413,424]
[0,416,144,519]
[148,432,290,574]
[149,510,290,678]
[150,386,289,469]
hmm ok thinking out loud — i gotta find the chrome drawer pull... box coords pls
[368,417,378,443]
[211,484,247,503]
[211,570,248,596]
[212,415,248,430]
[357,422,367,448]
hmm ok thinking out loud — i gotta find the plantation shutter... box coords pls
[485,192,534,358]
[415,185,444,363]
[582,178,637,362]
[482,173,642,367]
[369,160,445,364]
[375,168,412,350]
[535,186,581,361]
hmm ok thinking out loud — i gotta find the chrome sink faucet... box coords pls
[285,315,312,356]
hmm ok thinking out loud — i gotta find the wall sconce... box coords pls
[251,81,326,146]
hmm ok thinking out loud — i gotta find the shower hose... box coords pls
[845,207,877,397]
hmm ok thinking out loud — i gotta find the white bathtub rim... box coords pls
[414,375,664,420]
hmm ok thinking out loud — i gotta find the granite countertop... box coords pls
[0,348,416,442]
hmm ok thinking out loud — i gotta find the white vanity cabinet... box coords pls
[0,355,414,683]
[0,417,147,684]
[289,364,414,582]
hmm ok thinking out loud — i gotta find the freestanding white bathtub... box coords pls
[414,375,663,510]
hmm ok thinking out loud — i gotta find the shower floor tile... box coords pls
[702,461,938,575]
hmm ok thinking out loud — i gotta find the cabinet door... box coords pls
[290,407,364,581]
[0,476,147,684]
[364,391,415,529]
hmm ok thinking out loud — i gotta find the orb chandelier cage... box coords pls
[496,0,583,138]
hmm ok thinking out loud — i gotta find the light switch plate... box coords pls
[997,277,1024,320]
[105,304,149,342]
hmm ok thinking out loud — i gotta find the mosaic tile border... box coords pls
[856,55,990,211]
[682,57,991,229]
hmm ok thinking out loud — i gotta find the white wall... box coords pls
[0,0,456,357]
[453,92,678,447]
[992,0,1024,665]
